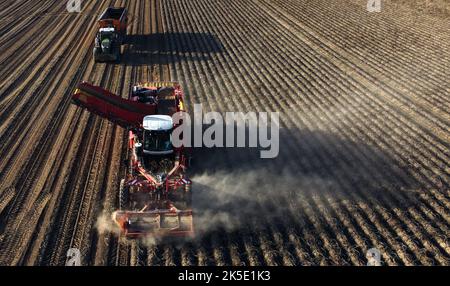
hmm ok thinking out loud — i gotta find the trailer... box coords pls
[93,7,128,63]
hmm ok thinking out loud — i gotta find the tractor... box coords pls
[93,7,128,62]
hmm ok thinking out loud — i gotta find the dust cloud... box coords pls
[95,211,121,236]
[191,168,311,236]
[93,167,337,244]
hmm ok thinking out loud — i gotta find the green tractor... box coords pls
[93,7,128,63]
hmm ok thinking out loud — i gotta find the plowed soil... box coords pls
[0,0,448,265]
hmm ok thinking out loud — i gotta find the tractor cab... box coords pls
[96,27,116,50]
[142,115,174,155]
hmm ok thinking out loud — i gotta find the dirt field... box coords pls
[0,0,448,266]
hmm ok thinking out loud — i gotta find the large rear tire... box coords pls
[93,47,101,63]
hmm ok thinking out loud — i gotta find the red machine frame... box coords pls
[72,81,194,238]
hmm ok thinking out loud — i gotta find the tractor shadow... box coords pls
[121,32,223,66]
[188,127,429,237]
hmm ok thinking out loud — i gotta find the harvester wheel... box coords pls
[119,179,129,210]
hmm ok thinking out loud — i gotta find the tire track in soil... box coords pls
[2,0,106,261]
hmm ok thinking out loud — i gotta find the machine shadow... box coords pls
[121,32,223,66]
[188,127,423,238]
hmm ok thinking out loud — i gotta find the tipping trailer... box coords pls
[93,7,128,62]
[72,82,194,239]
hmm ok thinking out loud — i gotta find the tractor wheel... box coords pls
[119,179,128,210]
[93,48,100,63]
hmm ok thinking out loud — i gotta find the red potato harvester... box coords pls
[72,81,193,238]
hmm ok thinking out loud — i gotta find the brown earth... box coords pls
[0,0,448,265]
